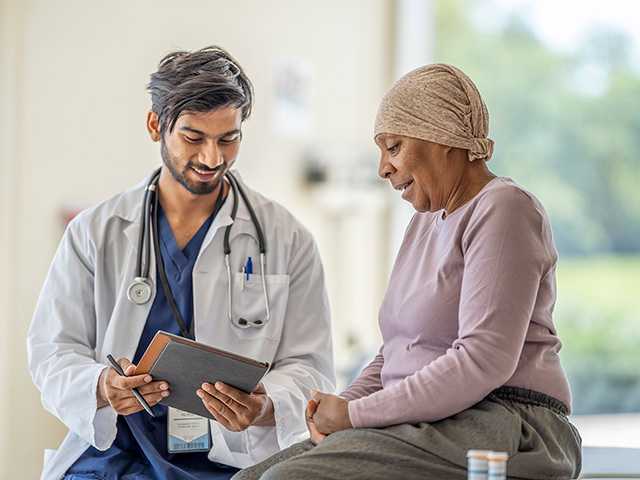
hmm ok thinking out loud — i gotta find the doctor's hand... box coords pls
[97,358,171,415]
[197,382,275,432]
[309,391,353,436]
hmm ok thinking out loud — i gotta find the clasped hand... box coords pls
[305,391,353,444]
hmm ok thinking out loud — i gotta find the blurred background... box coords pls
[1,0,638,477]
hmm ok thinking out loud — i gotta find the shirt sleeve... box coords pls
[348,187,554,428]
[340,348,384,401]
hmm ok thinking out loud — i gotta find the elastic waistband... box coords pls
[489,386,569,416]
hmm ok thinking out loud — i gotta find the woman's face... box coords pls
[376,133,455,213]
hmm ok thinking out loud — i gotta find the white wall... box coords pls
[1,0,23,472]
[2,0,394,477]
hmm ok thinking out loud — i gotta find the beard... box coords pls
[160,141,224,195]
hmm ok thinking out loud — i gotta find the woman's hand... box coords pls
[197,382,274,432]
[310,391,353,435]
[306,399,327,445]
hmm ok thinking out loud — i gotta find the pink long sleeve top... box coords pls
[342,177,572,428]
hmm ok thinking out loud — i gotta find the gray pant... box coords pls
[234,394,582,480]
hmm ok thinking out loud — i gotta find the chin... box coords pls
[410,199,430,213]
[183,178,221,196]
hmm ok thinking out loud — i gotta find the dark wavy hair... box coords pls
[147,45,253,136]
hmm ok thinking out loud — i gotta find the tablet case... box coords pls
[134,331,270,419]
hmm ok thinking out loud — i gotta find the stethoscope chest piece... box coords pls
[127,277,153,305]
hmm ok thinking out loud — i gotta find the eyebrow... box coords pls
[374,134,388,146]
[179,126,241,138]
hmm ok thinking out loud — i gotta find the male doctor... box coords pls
[27,46,334,479]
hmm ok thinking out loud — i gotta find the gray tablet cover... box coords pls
[150,341,268,419]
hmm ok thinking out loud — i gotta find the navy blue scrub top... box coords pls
[66,205,238,480]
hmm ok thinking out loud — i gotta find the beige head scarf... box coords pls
[374,63,494,162]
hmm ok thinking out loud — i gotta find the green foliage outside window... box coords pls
[435,0,640,413]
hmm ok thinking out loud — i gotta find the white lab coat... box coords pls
[27,170,335,480]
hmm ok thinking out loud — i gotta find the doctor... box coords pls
[27,45,335,480]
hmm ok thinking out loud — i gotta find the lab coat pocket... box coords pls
[230,273,289,341]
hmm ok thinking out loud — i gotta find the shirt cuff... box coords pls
[89,365,118,450]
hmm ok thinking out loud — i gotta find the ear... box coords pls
[146,111,161,142]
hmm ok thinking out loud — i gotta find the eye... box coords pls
[386,143,400,155]
[184,136,203,144]
[220,132,242,144]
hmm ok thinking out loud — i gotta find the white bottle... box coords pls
[467,450,492,480]
[488,451,508,480]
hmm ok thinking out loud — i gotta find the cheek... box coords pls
[222,143,240,160]
[164,137,191,160]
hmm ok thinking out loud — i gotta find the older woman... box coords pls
[234,64,582,480]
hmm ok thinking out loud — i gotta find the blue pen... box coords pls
[245,257,253,281]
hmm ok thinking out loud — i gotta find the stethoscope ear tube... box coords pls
[134,168,161,282]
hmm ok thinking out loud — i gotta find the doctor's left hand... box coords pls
[197,382,275,432]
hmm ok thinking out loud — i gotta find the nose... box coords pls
[378,153,395,180]
[199,143,224,169]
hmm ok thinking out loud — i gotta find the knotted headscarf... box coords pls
[374,64,494,162]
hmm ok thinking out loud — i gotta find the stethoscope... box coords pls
[126,168,270,338]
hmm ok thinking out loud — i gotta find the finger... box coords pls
[117,357,134,371]
[203,383,248,414]
[208,407,235,432]
[252,382,266,394]
[198,389,236,420]
[210,382,250,408]
[306,399,318,418]
[311,390,323,403]
[306,414,326,445]
[137,381,170,396]
[142,391,169,406]
[116,397,144,416]
[112,372,152,390]
[198,390,239,430]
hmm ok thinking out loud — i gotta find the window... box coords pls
[434,0,640,445]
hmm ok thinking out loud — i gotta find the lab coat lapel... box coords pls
[101,188,156,364]
[196,177,255,266]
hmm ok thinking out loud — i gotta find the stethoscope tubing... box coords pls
[128,168,270,333]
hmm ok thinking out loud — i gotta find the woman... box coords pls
[234,64,582,480]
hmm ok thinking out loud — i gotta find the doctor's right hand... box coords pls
[97,357,171,415]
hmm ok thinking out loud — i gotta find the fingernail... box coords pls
[215,382,223,389]
[160,383,168,390]
[162,391,169,397]
[197,390,204,398]
[144,376,152,383]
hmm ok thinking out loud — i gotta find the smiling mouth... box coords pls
[190,165,223,179]
[394,180,413,191]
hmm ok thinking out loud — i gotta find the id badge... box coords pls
[167,407,211,453]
